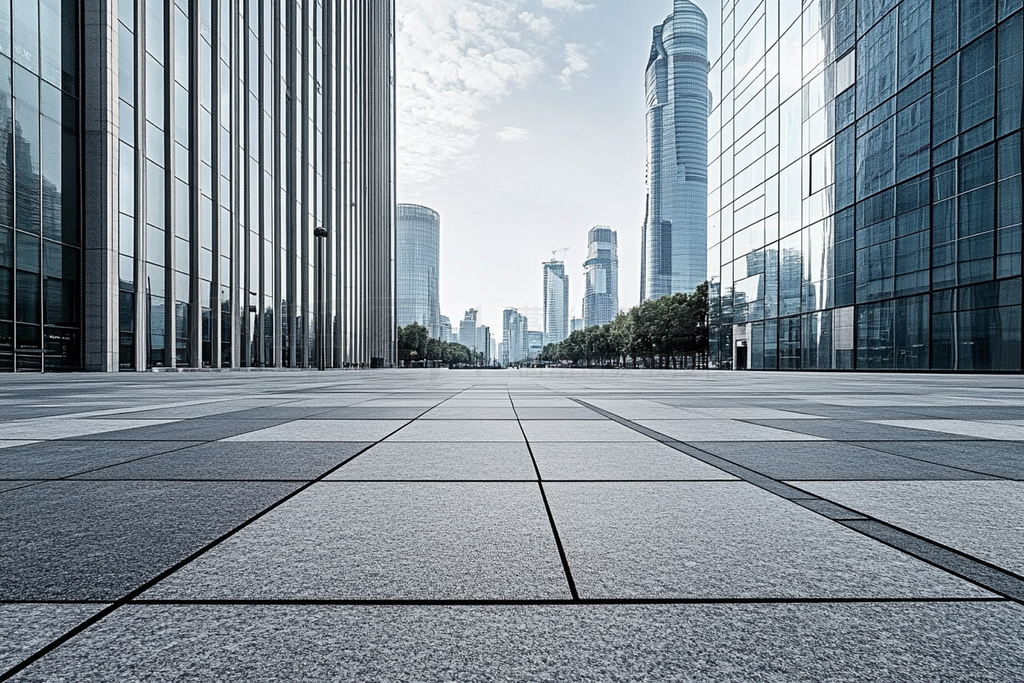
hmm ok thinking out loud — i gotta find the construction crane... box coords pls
[549,247,570,263]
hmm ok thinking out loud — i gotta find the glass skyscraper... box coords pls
[2,0,396,372]
[708,0,1022,372]
[543,259,569,344]
[396,203,440,338]
[583,225,618,327]
[502,307,528,363]
[642,0,711,301]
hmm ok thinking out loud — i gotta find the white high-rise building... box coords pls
[543,261,569,345]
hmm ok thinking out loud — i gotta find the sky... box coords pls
[396,0,719,334]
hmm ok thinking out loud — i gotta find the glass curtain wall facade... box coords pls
[543,259,569,344]
[0,0,80,372]
[708,0,1022,372]
[583,225,618,327]
[502,307,528,363]
[396,203,440,337]
[642,0,710,301]
[1,0,396,372]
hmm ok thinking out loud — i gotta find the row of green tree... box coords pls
[397,322,481,366]
[539,283,710,369]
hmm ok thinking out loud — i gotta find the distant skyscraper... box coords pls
[543,261,569,344]
[642,0,710,301]
[527,331,544,360]
[476,325,492,363]
[438,315,452,344]
[583,227,619,327]
[459,310,478,352]
[503,308,529,363]
[396,205,441,337]
[570,318,584,333]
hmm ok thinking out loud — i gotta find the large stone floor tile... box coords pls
[531,442,736,481]
[72,442,370,481]
[872,420,1024,441]
[0,481,298,600]
[545,482,989,599]
[0,603,106,672]
[314,407,428,420]
[748,419,987,441]
[690,442,994,480]
[327,443,536,480]
[851,440,1024,480]
[0,418,177,441]
[224,419,408,442]
[512,407,605,420]
[521,420,653,442]
[636,419,827,442]
[0,441,202,479]
[585,399,697,419]
[420,407,519,420]
[11,603,1024,682]
[0,440,39,450]
[72,419,297,442]
[791,481,1024,576]
[144,483,569,600]
[385,420,525,442]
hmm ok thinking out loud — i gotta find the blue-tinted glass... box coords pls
[857,11,897,113]
[145,160,164,229]
[12,0,38,70]
[898,207,931,236]
[1001,0,1024,17]
[933,0,959,63]
[959,30,995,132]
[856,117,896,199]
[39,115,61,241]
[897,174,931,214]
[14,100,40,234]
[856,240,895,302]
[146,0,164,60]
[933,197,957,243]
[145,55,164,128]
[38,0,61,85]
[118,24,134,106]
[997,13,1022,135]
[998,134,1022,179]
[895,295,930,369]
[896,232,931,274]
[932,57,959,143]
[779,234,801,316]
[958,184,996,237]
[118,0,134,31]
[856,300,895,368]
[899,0,932,87]
[955,306,1021,369]
[960,0,996,44]
[959,143,996,191]
[0,56,11,227]
[998,178,1022,228]
[896,97,931,181]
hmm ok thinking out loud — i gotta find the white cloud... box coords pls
[495,127,532,142]
[540,0,595,11]
[558,43,590,89]
[396,0,591,191]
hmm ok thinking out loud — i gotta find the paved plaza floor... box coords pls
[1,369,1022,680]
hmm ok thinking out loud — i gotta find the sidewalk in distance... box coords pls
[1,370,1022,681]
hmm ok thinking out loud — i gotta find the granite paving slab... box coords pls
[635,419,827,442]
[200,407,333,420]
[0,603,106,672]
[385,420,525,442]
[545,482,991,599]
[224,420,409,442]
[585,400,697,419]
[849,441,1024,480]
[0,440,39,449]
[688,442,995,480]
[70,419,296,442]
[511,407,605,420]
[531,442,736,481]
[144,482,570,600]
[791,481,1024,576]
[872,420,1024,441]
[520,420,654,443]
[0,441,202,479]
[314,407,428,420]
[419,407,519,420]
[11,603,1024,682]
[326,442,536,480]
[0,418,178,441]
[746,419,989,441]
[0,481,41,493]
[72,442,370,481]
[0,481,299,600]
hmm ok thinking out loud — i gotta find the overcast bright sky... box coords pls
[396,0,719,334]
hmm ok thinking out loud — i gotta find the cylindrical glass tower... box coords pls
[396,204,440,337]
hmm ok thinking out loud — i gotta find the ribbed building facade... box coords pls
[2,0,396,372]
[708,0,1022,372]
[543,259,569,345]
[396,203,440,337]
[642,0,710,301]
[583,226,618,327]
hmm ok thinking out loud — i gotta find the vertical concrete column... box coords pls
[82,0,120,371]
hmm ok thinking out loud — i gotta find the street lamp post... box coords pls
[314,226,329,371]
